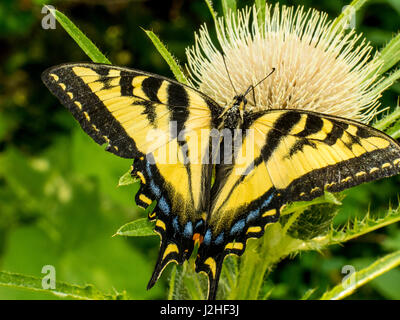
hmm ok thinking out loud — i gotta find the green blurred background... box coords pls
[0,0,399,299]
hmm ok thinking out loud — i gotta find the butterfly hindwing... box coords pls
[196,109,400,299]
[196,119,283,299]
[41,62,223,290]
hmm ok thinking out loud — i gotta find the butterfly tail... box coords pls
[148,218,195,290]
[147,238,180,290]
[207,265,223,300]
[195,254,224,300]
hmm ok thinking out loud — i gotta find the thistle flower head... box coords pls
[186,4,386,122]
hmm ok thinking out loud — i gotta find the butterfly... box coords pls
[42,63,400,300]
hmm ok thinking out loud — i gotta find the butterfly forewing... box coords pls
[41,62,223,289]
[260,110,400,201]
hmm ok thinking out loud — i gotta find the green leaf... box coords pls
[373,106,400,132]
[46,6,111,64]
[281,191,342,216]
[374,105,400,140]
[118,170,137,187]
[369,268,400,299]
[371,68,400,99]
[378,32,400,74]
[204,0,222,35]
[301,288,317,300]
[221,0,236,17]
[204,0,218,23]
[386,121,400,139]
[0,270,123,300]
[142,28,188,85]
[114,218,156,237]
[320,250,400,300]
[308,205,400,250]
[169,260,207,300]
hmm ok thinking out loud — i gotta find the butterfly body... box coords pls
[42,63,400,300]
[219,95,247,130]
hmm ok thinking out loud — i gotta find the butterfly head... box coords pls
[233,95,247,112]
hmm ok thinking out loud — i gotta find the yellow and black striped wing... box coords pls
[255,110,400,200]
[197,109,400,299]
[41,63,223,288]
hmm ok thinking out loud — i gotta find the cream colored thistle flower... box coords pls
[186,4,386,123]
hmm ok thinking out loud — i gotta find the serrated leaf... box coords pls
[204,0,218,21]
[300,205,400,252]
[169,260,207,300]
[378,32,400,74]
[0,270,123,300]
[371,68,400,98]
[330,206,400,244]
[373,106,400,132]
[204,0,222,35]
[142,28,188,85]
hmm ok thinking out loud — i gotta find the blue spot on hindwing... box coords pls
[204,229,212,246]
[215,232,224,245]
[246,208,260,223]
[144,160,162,198]
[145,161,152,177]
[245,192,275,224]
[172,217,179,233]
[230,219,246,236]
[158,196,170,215]
[183,222,193,238]
[149,180,161,197]
[261,193,274,210]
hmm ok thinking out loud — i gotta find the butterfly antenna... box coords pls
[222,54,238,96]
[244,67,276,98]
